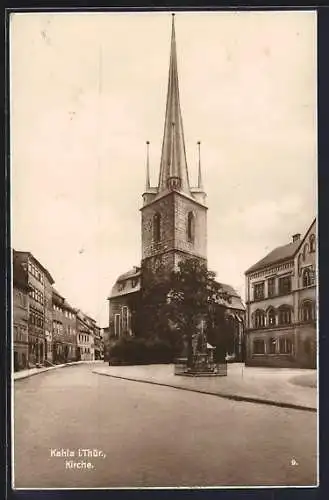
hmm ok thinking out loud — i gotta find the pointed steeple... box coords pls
[197,141,203,190]
[158,14,190,195]
[145,141,150,190]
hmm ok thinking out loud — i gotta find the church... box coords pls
[108,15,245,359]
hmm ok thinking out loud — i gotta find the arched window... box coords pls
[303,243,309,261]
[298,254,302,276]
[153,213,161,242]
[268,308,276,327]
[309,234,316,253]
[302,268,311,287]
[187,211,195,243]
[278,306,292,325]
[255,310,265,329]
[301,301,314,322]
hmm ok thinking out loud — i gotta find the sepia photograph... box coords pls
[10,9,317,489]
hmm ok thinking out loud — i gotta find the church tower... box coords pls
[141,14,207,283]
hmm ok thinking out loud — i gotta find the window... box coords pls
[278,306,292,325]
[279,337,292,354]
[310,234,316,253]
[114,314,121,336]
[302,268,314,287]
[187,212,195,243]
[255,310,265,329]
[153,213,161,242]
[303,243,309,261]
[278,276,291,295]
[302,301,314,322]
[254,282,265,301]
[267,278,276,298]
[268,308,276,326]
[269,337,277,354]
[253,339,265,354]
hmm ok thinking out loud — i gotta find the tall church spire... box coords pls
[158,14,190,195]
[197,141,203,190]
[145,141,150,189]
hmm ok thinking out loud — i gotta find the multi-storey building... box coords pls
[52,289,77,363]
[245,219,316,368]
[13,257,30,370]
[76,310,94,361]
[13,250,54,366]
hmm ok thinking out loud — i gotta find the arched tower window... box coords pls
[153,213,161,242]
[187,211,195,243]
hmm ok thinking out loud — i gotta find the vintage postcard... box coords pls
[10,9,318,490]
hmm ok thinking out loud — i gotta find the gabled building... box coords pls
[52,289,77,364]
[13,257,31,371]
[76,310,95,361]
[13,250,55,366]
[245,218,316,368]
[107,15,244,353]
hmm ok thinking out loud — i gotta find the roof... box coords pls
[13,261,29,291]
[157,15,191,197]
[117,267,141,281]
[245,217,317,275]
[13,250,55,284]
[245,240,301,275]
[214,281,245,311]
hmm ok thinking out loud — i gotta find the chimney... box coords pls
[292,233,301,242]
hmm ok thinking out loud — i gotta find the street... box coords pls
[13,363,317,488]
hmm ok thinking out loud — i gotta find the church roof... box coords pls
[109,267,141,299]
[117,267,141,281]
[217,282,245,311]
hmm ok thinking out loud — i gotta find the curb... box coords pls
[92,370,317,413]
[13,361,92,381]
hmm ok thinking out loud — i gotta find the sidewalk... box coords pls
[13,360,101,381]
[93,363,317,412]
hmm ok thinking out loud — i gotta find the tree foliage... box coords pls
[135,258,234,365]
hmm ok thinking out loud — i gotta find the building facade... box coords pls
[13,250,54,367]
[245,219,316,368]
[52,289,77,363]
[76,310,95,361]
[13,257,30,371]
[108,16,245,352]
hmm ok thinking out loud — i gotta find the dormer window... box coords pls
[153,213,161,242]
[187,211,195,243]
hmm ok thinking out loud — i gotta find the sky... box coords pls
[10,10,317,327]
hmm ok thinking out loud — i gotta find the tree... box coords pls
[134,258,233,366]
[165,258,231,366]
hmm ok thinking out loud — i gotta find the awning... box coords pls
[206,342,215,350]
